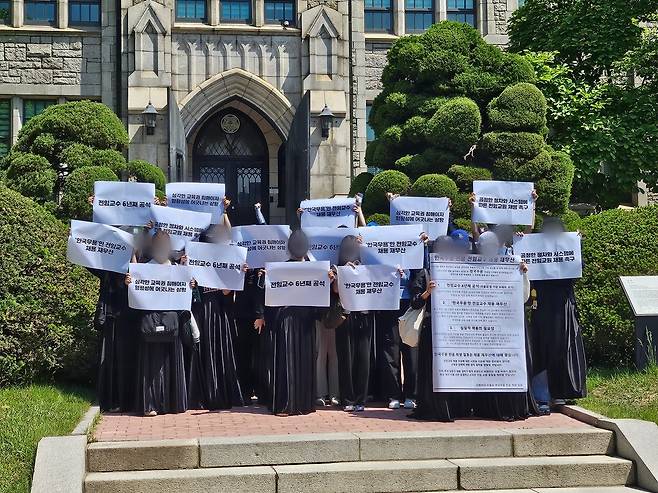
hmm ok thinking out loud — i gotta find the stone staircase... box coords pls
[83,427,641,493]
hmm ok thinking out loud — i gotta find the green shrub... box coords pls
[487,83,547,133]
[394,153,436,179]
[60,166,118,220]
[365,139,397,169]
[481,131,545,159]
[447,165,493,192]
[30,133,56,160]
[535,209,582,232]
[59,143,94,170]
[380,125,403,151]
[410,174,459,201]
[427,97,481,155]
[92,149,127,177]
[366,213,390,225]
[451,191,471,220]
[402,116,429,146]
[0,184,98,386]
[5,152,56,202]
[575,206,658,366]
[126,159,166,190]
[364,170,411,214]
[349,172,374,197]
[15,100,128,153]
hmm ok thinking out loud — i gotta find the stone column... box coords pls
[437,0,445,21]
[10,97,22,145]
[208,0,219,25]
[57,0,68,28]
[254,0,264,26]
[11,0,23,27]
[392,0,404,36]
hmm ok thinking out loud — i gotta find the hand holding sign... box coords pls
[472,180,534,226]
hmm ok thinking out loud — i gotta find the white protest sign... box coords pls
[358,224,424,269]
[430,254,527,393]
[166,182,225,224]
[93,181,154,226]
[67,220,134,274]
[151,204,212,250]
[390,196,450,239]
[185,242,247,291]
[128,263,193,311]
[513,232,582,281]
[337,264,400,311]
[231,225,291,268]
[264,261,330,307]
[304,227,358,265]
[472,180,534,226]
[300,198,356,228]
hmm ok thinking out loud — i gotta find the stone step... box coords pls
[87,428,614,471]
[453,455,634,490]
[419,488,646,493]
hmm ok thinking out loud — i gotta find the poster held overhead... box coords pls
[165,182,226,224]
[93,181,154,226]
[184,241,248,291]
[128,263,193,311]
[231,225,291,268]
[390,196,450,239]
[336,264,401,311]
[264,261,331,307]
[150,204,212,250]
[472,180,534,226]
[303,227,358,265]
[513,232,582,281]
[67,220,134,274]
[299,198,356,228]
[358,224,424,270]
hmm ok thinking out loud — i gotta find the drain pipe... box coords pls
[347,0,355,184]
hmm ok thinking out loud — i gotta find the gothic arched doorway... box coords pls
[193,108,269,225]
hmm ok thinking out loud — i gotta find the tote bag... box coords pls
[398,304,424,347]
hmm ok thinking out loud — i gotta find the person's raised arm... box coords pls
[469,192,481,242]
[354,204,366,227]
[523,189,538,234]
[222,197,232,229]
[254,202,267,225]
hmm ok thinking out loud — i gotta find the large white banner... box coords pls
[300,198,356,228]
[165,182,225,224]
[472,180,534,226]
[67,220,134,274]
[337,264,400,311]
[513,232,582,281]
[151,204,212,250]
[390,196,450,239]
[264,261,330,307]
[93,181,154,226]
[304,227,358,265]
[231,225,291,268]
[430,254,527,393]
[358,224,424,269]
[185,242,247,291]
[128,263,193,311]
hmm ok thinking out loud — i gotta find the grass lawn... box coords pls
[579,366,658,425]
[0,384,93,493]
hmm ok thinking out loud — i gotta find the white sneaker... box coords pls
[403,398,417,409]
[388,399,401,409]
[343,405,355,412]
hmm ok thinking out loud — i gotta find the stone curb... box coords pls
[71,405,100,436]
[31,435,87,493]
[559,405,658,493]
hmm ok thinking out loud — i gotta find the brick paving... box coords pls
[94,404,591,442]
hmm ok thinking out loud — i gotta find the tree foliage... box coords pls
[509,2,658,207]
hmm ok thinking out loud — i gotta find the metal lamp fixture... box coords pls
[142,101,158,135]
[319,104,334,138]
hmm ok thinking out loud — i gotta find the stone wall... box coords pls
[364,42,389,92]
[0,34,101,92]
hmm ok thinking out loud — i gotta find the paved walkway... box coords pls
[94,404,590,442]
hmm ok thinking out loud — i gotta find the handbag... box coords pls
[140,311,180,342]
[398,304,424,347]
[322,293,346,330]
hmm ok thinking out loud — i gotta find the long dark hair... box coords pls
[337,235,361,266]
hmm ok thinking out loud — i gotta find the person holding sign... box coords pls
[126,230,192,416]
[333,235,376,412]
[529,218,587,409]
[255,230,336,416]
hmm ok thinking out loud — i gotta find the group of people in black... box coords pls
[90,191,587,421]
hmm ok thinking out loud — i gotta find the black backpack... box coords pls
[140,311,180,342]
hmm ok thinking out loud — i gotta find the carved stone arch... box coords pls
[179,68,294,140]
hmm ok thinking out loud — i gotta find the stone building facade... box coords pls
[0,0,522,224]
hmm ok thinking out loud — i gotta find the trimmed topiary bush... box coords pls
[447,165,493,192]
[402,116,429,146]
[92,149,127,177]
[481,131,545,159]
[366,213,390,225]
[0,184,98,386]
[30,133,56,160]
[410,174,459,201]
[349,171,374,197]
[575,206,658,367]
[487,82,547,133]
[451,192,471,220]
[427,97,481,155]
[60,166,118,220]
[59,143,95,170]
[126,159,166,191]
[364,170,411,214]
[5,152,57,202]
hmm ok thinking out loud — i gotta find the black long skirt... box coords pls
[97,315,138,413]
[136,336,188,415]
[192,290,244,410]
[411,318,462,422]
[270,306,316,415]
[532,281,587,400]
